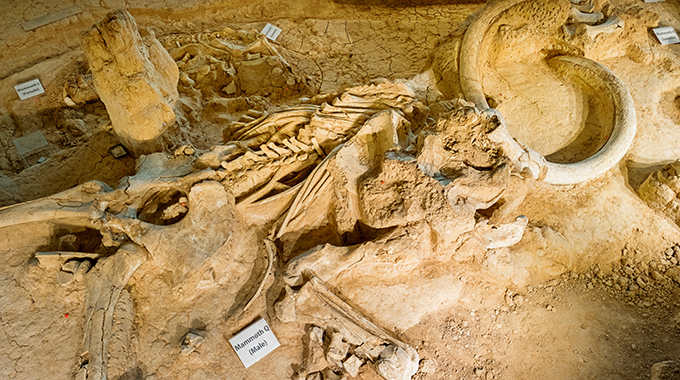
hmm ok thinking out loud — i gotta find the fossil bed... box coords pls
[3,1,680,380]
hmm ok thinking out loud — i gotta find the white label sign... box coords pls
[262,23,282,41]
[654,27,680,45]
[644,0,665,3]
[14,79,45,100]
[229,318,280,368]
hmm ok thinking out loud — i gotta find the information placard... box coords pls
[229,318,280,368]
[262,23,282,41]
[14,79,45,100]
[654,27,680,45]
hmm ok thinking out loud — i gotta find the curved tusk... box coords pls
[543,55,636,185]
[459,0,527,111]
[458,0,636,185]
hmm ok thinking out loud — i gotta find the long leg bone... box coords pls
[80,243,148,380]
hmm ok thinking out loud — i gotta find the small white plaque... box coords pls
[14,79,45,100]
[654,27,680,45]
[643,0,665,3]
[229,318,280,368]
[262,23,282,41]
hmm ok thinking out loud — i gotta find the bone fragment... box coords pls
[568,7,603,25]
[238,153,318,206]
[268,142,292,156]
[290,137,313,152]
[260,144,280,159]
[584,14,624,40]
[282,138,302,153]
[275,277,419,380]
[474,215,529,249]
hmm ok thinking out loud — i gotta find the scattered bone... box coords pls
[568,7,603,25]
[276,277,419,380]
[474,215,529,249]
[174,145,195,156]
[180,332,205,355]
[377,345,419,380]
[326,332,350,370]
[343,355,363,377]
[584,14,624,40]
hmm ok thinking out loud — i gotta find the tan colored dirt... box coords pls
[4,1,680,380]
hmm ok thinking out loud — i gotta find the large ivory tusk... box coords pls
[543,56,636,185]
[458,0,636,185]
[459,0,529,111]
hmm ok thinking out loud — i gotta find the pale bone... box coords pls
[283,244,358,287]
[572,4,594,13]
[568,7,603,25]
[276,277,419,380]
[459,0,636,185]
[3,83,426,377]
[331,110,410,233]
[106,290,136,379]
[0,180,110,230]
[235,112,315,142]
[584,15,625,40]
[473,215,529,249]
[276,147,339,238]
[543,56,636,185]
[638,162,680,225]
[80,243,147,380]
[237,153,319,206]
[241,239,276,312]
[458,0,549,180]
[268,142,292,156]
